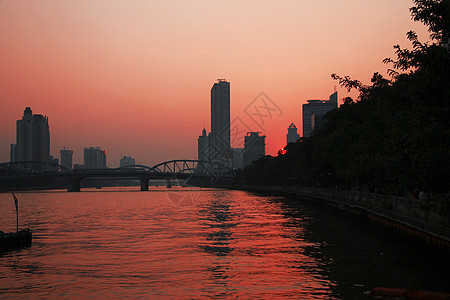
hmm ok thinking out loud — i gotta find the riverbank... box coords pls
[240,185,450,248]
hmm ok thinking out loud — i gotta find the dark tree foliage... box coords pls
[410,0,450,44]
[237,0,450,196]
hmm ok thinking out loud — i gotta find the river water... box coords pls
[0,187,449,299]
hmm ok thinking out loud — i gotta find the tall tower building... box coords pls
[13,107,50,162]
[286,123,300,144]
[243,132,265,168]
[302,91,337,137]
[60,149,73,169]
[197,128,210,174]
[210,79,231,166]
[197,128,209,162]
[84,147,107,169]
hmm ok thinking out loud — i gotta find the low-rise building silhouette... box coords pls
[243,132,265,168]
[84,147,106,169]
[286,123,300,144]
[49,156,59,165]
[60,149,73,169]
[120,155,135,167]
[10,144,16,162]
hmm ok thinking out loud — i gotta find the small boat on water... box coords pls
[0,193,33,253]
[0,229,32,253]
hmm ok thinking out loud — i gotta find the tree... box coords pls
[238,0,450,195]
[410,0,450,45]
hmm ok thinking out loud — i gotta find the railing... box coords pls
[289,186,450,241]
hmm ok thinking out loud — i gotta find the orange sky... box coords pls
[0,1,429,167]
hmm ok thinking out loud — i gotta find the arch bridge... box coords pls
[0,160,235,192]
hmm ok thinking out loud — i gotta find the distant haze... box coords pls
[0,1,429,167]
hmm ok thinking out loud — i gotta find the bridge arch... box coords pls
[115,164,153,171]
[117,160,233,177]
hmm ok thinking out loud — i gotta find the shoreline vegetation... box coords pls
[237,0,449,245]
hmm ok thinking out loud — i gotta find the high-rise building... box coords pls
[197,128,209,162]
[84,147,106,169]
[210,79,232,166]
[120,155,135,167]
[287,123,300,144]
[243,132,265,168]
[60,149,73,169]
[13,107,50,162]
[302,91,337,137]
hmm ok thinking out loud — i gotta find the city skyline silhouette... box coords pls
[0,1,430,167]
[1,2,449,298]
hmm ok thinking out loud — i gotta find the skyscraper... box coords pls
[60,149,73,169]
[243,132,265,168]
[302,91,337,137]
[12,107,50,162]
[210,79,231,166]
[286,123,300,144]
[84,147,106,169]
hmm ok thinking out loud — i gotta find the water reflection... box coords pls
[0,188,448,299]
[196,191,237,298]
[195,191,334,299]
[199,191,236,256]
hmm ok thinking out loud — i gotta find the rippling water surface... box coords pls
[0,187,449,299]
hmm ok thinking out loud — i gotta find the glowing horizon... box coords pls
[0,1,430,167]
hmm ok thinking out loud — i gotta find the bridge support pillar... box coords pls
[68,178,81,192]
[140,178,149,191]
[166,179,171,188]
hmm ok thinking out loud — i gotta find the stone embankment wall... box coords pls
[249,186,450,246]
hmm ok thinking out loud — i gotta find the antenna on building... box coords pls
[334,85,337,93]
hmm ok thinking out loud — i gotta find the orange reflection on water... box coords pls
[194,190,334,298]
[0,188,334,298]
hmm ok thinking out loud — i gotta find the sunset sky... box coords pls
[0,1,429,167]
